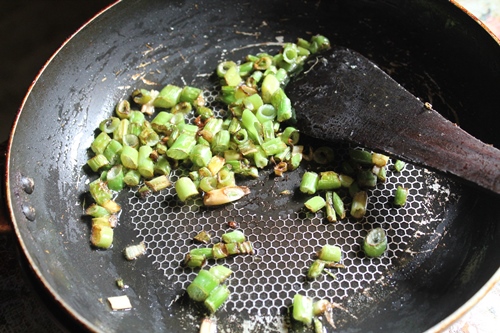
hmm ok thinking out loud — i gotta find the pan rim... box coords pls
[4,0,499,332]
[4,1,121,332]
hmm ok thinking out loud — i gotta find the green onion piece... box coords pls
[312,299,331,316]
[307,259,326,280]
[120,145,139,170]
[175,177,199,202]
[151,111,174,134]
[272,88,293,122]
[261,137,287,156]
[304,196,326,213]
[138,185,151,199]
[91,132,112,155]
[87,154,109,172]
[372,153,389,167]
[85,204,110,218]
[199,118,223,142]
[252,146,268,169]
[288,152,302,171]
[89,179,112,205]
[313,318,323,333]
[90,224,113,249]
[349,149,373,166]
[186,269,220,302]
[241,109,263,145]
[113,118,129,144]
[115,100,131,119]
[261,120,276,142]
[363,227,387,258]
[239,61,254,77]
[103,139,123,165]
[122,134,139,148]
[394,185,408,207]
[281,127,300,145]
[243,93,263,112]
[211,130,231,154]
[199,176,217,193]
[317,171,341,191]
[209,265,233,283]
[282,43,298,64]
[212,243,228,259]
[394,159,406,172]
[184,253,207,268]
[300,171,319,195]
[203,186,250,206]
[217,167,236,188]
[261,74,280,104]
[123,242,146,260]
[101,199,121,214]
[123,169,141,187]
[172,101,192,117]
[357,169,378,188]
[293,294,314,326]
[332,191,346,219]
[106,165,125,191]
[225,242,241,255]
[196,106,214,120]
[310,34,331,53]
[224,65,243,86]
[99,117,120,134]
[238,241,254,254]
[253,56,273,71]
[190,247,214,260]
[154,155,171,176]
[317,244,341,262]
[166,133,196,160]
[154,84,182,108]
[256,104,277,125]
[139,127,160,146]
[221,230,246,244]
[224,149,242,161]
[128,110,145,124]
[374,165,387,183]
[217,61,237,78]
[137,145,154,179]
[339,174,354,188]
[207,155,226,176]
[351,191,368,219]
[180,85,203,105]
[193,230,211,244]
[145,175,171,192]
[91,215,117,228]
[189,144,212,168]
[204,285,230,313]
[325,191,336,222]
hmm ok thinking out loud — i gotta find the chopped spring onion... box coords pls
[123,242,146,260]
[394,185,408,207]
[107,295,132,311]
[363,227,387,258]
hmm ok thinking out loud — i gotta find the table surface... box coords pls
[0,1,499,332]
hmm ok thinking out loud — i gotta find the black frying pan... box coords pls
[4,0,500,332]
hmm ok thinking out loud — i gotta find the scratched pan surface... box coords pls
[5,0,500,332]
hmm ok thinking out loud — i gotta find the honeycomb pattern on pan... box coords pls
[127,89,426,316]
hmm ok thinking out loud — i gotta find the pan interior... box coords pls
[121,85,459,323]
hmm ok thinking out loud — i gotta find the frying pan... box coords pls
[3,0,500,332]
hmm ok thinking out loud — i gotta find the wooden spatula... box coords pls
[286,46,500,194]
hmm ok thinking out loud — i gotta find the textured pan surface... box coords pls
[6,0,500,332]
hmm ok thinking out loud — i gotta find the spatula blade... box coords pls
[286,46,500,194]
